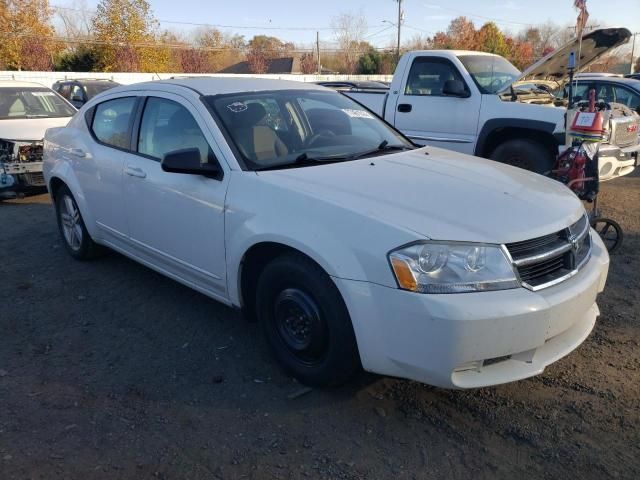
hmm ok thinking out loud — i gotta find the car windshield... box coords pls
[0,87,76,119]
[83,82,118,99]
[458,55,521,94]
[205,89,413,170]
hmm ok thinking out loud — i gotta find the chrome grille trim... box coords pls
[504,215,592,291]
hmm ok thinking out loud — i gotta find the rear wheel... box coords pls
[489,139,554,174]
[256,252,360,387]
[55,185,102,260]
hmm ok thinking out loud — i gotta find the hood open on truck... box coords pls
[514,28,632,85]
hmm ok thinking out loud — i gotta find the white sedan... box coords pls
[43,78,609,388]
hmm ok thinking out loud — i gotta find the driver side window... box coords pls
[405,58,466,96]
[137,97,213,163]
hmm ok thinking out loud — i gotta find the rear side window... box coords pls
[91,97,137,150]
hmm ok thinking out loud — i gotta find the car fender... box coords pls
[223,173,418,308]
[44,133,99,239]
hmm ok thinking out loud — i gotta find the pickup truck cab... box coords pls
[345,28,638,179]
[44,78,609,389]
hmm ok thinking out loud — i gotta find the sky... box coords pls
[61,0,640,48]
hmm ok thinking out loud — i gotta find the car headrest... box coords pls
[233,102,267,128]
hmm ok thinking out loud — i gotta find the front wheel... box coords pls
[256,252,360,387]
[489,139,555,174]
[591,217,623,253]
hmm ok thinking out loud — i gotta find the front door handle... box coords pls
[397,103,412,113]
[124,166,147,179]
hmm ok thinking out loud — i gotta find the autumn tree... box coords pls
[447,17,477,50]
[331,11,367,73]
[245,35,293,73]
[0,0,57,70]
[91,0,163,72]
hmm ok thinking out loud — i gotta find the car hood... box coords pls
[0,116,73,141]
[511,27,632,87]
[257,147,584,244]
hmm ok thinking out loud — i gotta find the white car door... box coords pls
[122,93,229,300]
[79,95,140,247]
[392,56,481,154]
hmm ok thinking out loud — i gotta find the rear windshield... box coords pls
[0,87,76,119]
[83,82,119,99]
[458,55,521,94]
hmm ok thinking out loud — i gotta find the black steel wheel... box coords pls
[256,252,360,387]
[591,217,623,253]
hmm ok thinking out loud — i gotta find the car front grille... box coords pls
[505,215,591,290]
[22,172,46,186]
[611,117,639,147]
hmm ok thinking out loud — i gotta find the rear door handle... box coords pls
[70,148,86,158]
[124,166,147,179]
[397,103,412,113]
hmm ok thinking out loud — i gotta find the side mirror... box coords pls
[442,80,469,98]
[161,148,221,178]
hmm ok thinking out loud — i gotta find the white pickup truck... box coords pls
[344,28,639,179]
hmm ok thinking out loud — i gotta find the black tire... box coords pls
[54,185,102,260]
[256,252,361,387]
[590,217,623,253]
[489,139,555,174]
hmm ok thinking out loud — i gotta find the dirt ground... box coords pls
[1,173,638,480]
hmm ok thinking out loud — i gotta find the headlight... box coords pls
[388,241,520,294]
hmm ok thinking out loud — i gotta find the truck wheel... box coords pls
[55,185,102,260]
[489,139,554,174]
[256,252,361,387]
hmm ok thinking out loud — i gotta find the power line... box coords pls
[0,31,395,53]
[49,5,336,31]
[421,1,536,27]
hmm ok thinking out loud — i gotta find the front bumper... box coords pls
[334,232,610,389]
[598,143,638,181]
[1,162,45,187]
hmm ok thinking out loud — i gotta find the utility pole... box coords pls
[317,31,321,75]
[631,32,638,74]
[396,0,402,62]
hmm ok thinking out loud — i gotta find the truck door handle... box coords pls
[397,103,412,113]
[124,166,147,179]
[70,148,86,158]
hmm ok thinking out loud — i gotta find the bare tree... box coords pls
[331,11,367,74]
[55,0,92,41]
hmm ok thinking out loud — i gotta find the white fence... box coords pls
[0,71,393,87]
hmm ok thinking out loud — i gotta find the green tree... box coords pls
[358,49,381,74]
[477,22,510,57]
[54,45,100,71]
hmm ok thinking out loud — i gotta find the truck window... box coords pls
[404,57,467,97]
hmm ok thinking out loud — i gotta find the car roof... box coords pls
[0,80,49,88]
[55,78,119,83]
[116,77,328,96]
[571,77,640,90]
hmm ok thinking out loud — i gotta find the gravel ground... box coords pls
[0,173,638,480]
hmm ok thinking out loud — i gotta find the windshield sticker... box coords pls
[341,109,374,119]
[30,92,57,97]
[227,101,248,113]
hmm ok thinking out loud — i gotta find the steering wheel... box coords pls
[488,79,505,92]
[304,129,336,148]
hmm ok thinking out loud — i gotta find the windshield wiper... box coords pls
[347,140,414,160]
[254,152,349,171]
